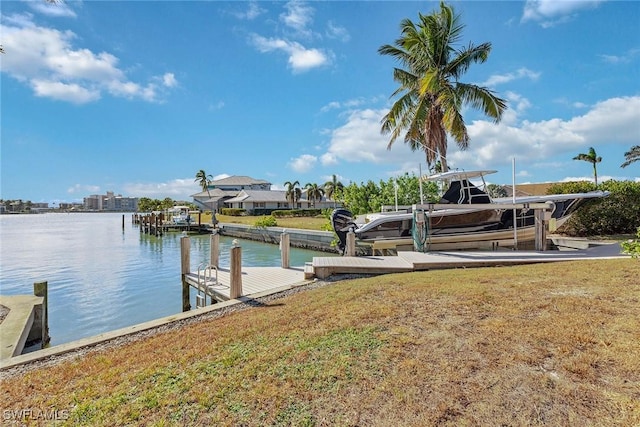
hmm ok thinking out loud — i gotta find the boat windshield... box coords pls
[440,179,491,204]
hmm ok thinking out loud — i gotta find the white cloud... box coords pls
[522,0,603,27]
[449,96,640,169]
[501,91,532,124]
[280,1,314,35]
[68,184,101,194]
[599,48,640,65]
[482,68,541,87]
[320,97,369,113]
[288,154,318,173]
[326,21,350,42]
[250,34,331,73]
[123,178,201,199]
[162,73,178,88]
[320,152,338,166]
[0,15,177,104]
[32,79,100,104]
[320,96,640,177]
[28,1,77,18]
[323,108,419,165]
[232,1,266,20]
[208,101,225,111]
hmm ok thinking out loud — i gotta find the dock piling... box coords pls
[210,231,220,268]
[280,231,290,268]
[33,281,50,346]
[534,209,547,251]
[230,241,243,299]
[345,230,356,257]
[180,236,191,312]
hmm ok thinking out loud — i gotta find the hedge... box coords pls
[271,209,322,218]
[546,180,640,236]
[221,208,246,216]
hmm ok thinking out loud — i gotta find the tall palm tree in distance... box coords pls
[304,183,325,208]
[621,145,639,168]
[573,147,602,187]
[284,180,301,209]
[323,174,344,207]
[194,169,213,211]
[379,1,507,172]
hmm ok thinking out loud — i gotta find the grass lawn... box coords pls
[215,214,329,231]
[2,259,639,426]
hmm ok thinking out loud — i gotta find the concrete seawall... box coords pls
[218,224,337,253]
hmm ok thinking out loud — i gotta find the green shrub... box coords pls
[621,227,640,258]
[254,215,277,228]
[221,208,246,216]
[271,209,322,218]
[547,181,640,236]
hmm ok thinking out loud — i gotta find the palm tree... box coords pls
[284,180,301,209]
[621,145,640,168]
[573,147,602,187]
[378,1,507,171]
[194,169,214,212]
[323,174,344,207]
[304,183,325,208]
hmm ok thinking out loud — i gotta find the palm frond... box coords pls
[621,145,640,168]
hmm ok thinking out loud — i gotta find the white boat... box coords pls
[168,205,193,225]
[331,170,609,253]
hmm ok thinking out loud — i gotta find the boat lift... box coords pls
[411,201,555,252]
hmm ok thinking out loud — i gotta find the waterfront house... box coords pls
[191,175,272,212]
[191,175,337,214]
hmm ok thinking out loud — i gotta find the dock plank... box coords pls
[185,266,310,302]
[311,243,626,278]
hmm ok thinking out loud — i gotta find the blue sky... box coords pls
[1,0,639,204]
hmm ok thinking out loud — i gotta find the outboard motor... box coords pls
[330,208,355,255]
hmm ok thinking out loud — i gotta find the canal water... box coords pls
[0,213,333,346]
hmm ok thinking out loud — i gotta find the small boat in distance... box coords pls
[331,170,609,254]
[168,205,193,225]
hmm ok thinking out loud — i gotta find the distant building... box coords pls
[84,191,138,212]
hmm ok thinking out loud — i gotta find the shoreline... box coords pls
[0,274,368,379]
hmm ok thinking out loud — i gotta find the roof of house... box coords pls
[210,175,271,187]
[225,190,296,203]
[190,188,237,198]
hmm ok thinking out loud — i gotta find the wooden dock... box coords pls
[183,242,626,303]
[133,213,213,236]
[311,242,626,279]
[184,266,312,303]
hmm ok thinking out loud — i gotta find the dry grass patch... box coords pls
[1,259,639,426]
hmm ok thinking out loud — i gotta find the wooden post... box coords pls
[345,230,356,257]
[534,209,547,251]
[230,242,243,299]
[122,214,125,230]
[33,281,50,345]
[280,231,290,269]
[210,230,219,268]
[180,236,191,312]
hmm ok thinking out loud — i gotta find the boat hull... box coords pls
[332,192,603,253]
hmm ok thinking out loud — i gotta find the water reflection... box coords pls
[0,213,332,345]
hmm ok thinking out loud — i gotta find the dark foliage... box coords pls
[546,181,640,236]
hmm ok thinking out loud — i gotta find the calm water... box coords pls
[0,213,331,345]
